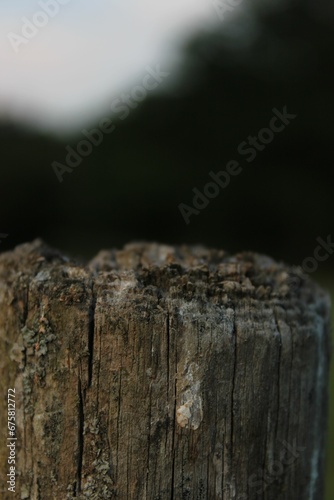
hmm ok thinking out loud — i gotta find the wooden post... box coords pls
[0,240,331,499]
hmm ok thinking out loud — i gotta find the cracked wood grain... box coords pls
[0,240,331,499]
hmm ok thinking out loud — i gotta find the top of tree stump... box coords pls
[0,239,329,311]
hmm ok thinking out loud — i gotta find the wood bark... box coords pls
[0,240,331,499]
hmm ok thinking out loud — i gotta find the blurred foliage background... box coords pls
[0,0,333,497]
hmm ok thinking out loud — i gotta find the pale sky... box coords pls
[0,0,221,133]
[0,0,293,133]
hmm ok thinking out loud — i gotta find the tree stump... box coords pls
[0,240,331,499]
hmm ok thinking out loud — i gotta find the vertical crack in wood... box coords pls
[88,283,96,389]
[145,388,153,497]
[206,452,210,500]
[231,305,237,497]
[273,306,282,442]
[170,312,176,500]
[285,302,293,495]
[77,377,85,494]
[257,306,283,497]
[116,368,122,483]
[145,327,153,497]
[166,312,170,401]
[36,477,41,500]
[96,317,102,414]
[21,280,30,491]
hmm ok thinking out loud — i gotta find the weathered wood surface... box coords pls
[0,240,331,499]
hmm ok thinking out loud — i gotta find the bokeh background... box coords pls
[0,0,333,497]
